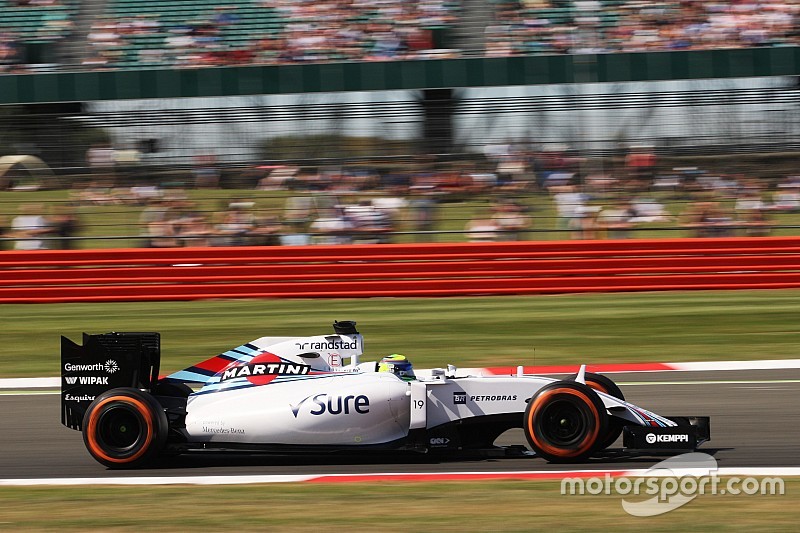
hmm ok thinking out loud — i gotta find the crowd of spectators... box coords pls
[4,138,800,249]
[0,0,74,72]
[82,0,459,69]
[465,197,532,241]
[0,31,23,71]
[78,0,800,70]
[133,191,403,248]
[486,0,800,57]
[542,163,800,240]
[262,0,458,63]
[2,169,799,249]
[1,202,79,250]
[463,140,800,241]
[3,0,800,71]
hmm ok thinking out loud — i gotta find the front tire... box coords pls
[576,372,625,450]
[82,387,168,469]
[524,381,608,463]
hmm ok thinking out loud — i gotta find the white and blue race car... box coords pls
[60,321,709,468]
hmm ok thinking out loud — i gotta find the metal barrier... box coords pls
[2,237,800,303]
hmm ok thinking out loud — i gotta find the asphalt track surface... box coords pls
[1,369,798,479]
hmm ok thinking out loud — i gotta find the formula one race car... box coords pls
[60,321,710,468]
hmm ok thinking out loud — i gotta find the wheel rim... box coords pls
[97,405,145,453]
[538,398,590,447]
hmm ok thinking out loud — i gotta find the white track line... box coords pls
[670,359,800,372]
[0,378,59,389]
[1,468,799,486]
[618,379,800,386]
[0,475,316,486]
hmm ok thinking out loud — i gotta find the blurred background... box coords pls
[2,0,800,249]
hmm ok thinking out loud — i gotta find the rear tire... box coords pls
[82,387,168,469]
[524,381,608,463]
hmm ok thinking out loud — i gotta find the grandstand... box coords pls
[80,0,462,69]
[0,0,77,68]
[1,0,799,70]
[487,0,799,55]
[89,0,283,68]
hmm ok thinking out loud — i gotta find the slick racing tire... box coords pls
[524,381,608,463]
[573,372,625,450]
[82,387,168,469]
[578,372,624,402]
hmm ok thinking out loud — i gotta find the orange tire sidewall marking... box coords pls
[586,380,608,394]
[527,388,601,458]
[86,396,154,464]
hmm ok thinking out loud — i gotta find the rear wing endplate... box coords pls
[61,332,161,430]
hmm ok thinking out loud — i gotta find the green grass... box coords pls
[2,290,800,377]
[0,480,794,531]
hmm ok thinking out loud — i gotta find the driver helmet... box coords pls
[378,354,415,381]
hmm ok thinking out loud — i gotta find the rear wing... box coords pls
[61,332,161,430]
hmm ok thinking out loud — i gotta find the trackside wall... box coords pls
[2,237,800,303]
